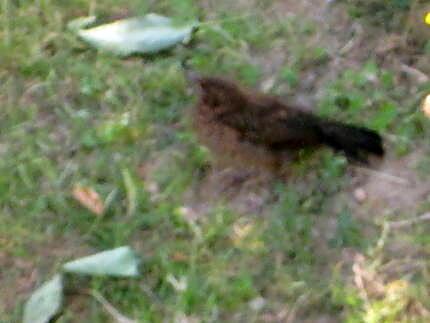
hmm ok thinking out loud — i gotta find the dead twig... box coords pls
[352,166,411,186]
[89,289,137,323]
[339,23,363,55]
[285,293,309,323]
[388,213,430,229]
[400,64,429,84]
[379,259,426,275]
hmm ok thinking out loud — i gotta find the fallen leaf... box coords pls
[170,252,188,262]
[63,246,139,277]
[422,94,430,118]
[67,15,96,31]
[233,222,254,240]
[121,168,137,217]
[97,112,132,144]
[376,34,404,55]
[74,14,197,56]
[231,220,264,251]
[166,274,187,292]
[72,185,104,216]
[23,275,63,323]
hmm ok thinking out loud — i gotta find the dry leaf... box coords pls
[231,220,264,251]
[170,252,188,262]
[166,274,187,292]
[422,94,430,118]
[72,185,104,215]
[375,34,404,55]
[233,222,254,241]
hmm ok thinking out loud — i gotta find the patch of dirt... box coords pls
[183,0,430,320]
[349,151,430,218]
[0,251,38,314]
[0,235,92,316]
[257,0,428,105]
[192,0,430,235]
[189,0,430,230]
[141,1,428,321]
[185,166,274,216]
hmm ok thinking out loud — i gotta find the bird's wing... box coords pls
[242,110,322,149]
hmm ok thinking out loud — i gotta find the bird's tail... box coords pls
[317,120,384,161]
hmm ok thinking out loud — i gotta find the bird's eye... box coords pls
[212,95,221,107]
[205,90,221,108]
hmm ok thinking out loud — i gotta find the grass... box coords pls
[1,0,430,322]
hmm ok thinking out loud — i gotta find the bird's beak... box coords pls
[181,58,204,87]
[184,70,202,86]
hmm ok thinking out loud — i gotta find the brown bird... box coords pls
[190,74,384,174]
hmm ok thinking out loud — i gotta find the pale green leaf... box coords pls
[121,168,137,217]
[63,246,139,277]
[67,16,96,31]
[23,275,63,323]
[97,112,131,144]
[76,14,197,56]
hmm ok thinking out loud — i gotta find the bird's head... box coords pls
[193,76,248,116]
[181,59,247,116]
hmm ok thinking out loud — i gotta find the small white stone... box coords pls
[260,77,276,93]
[249,296,266,311]
[354,188,367,203]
